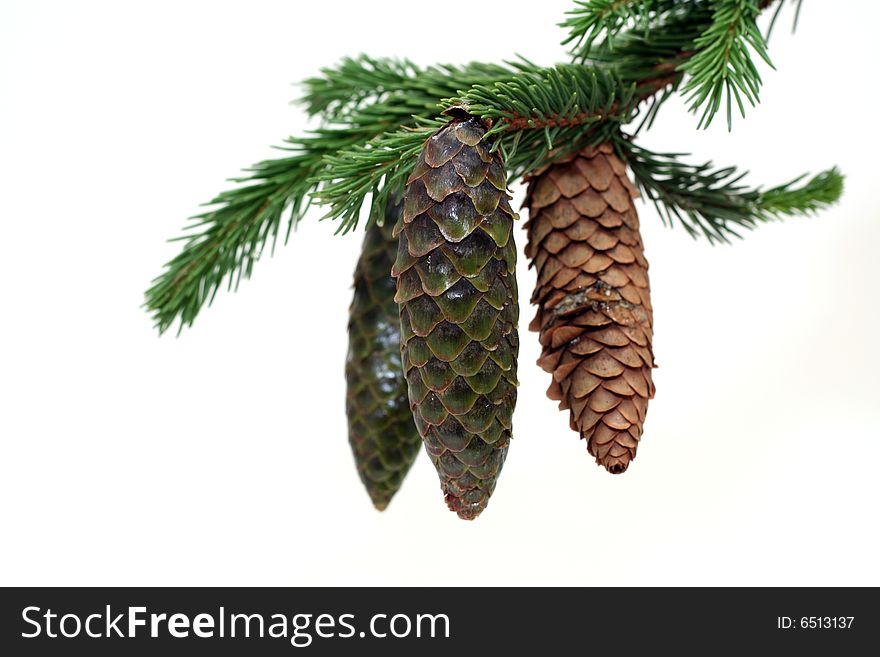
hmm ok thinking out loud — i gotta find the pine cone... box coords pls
[393,113,519,520]
[525,143,654,474]
[346,201,422,511]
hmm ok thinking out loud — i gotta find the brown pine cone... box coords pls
[524,143,654,474]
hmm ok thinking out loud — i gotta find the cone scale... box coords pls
[393,113,519,520]
[345,202,422,510]
[525,144,655,474]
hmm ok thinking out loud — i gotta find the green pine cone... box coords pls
[392,113,519,520]
[346,200,422,511]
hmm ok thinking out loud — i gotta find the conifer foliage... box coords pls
[146,0,842,519]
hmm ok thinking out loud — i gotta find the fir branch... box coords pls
[467,65,633,135]
[146,57,547,334]
[145,140,326,335]
[312,66,633,231]
[583,2,710,132]
[301,55,537,121]
[302,56,422,118]
[759,168,844,217]
[145,117,423,334]
[617,139,843,243]
[572,0,779,128]
[561,0,676,60]
[585,4,710,88]
[146,0,807,334]
[677,0,773,129]
[311,121,442,233]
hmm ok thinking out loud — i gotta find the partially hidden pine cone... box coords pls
[525,143,655,474]
[393,112,519,520]
[346,200,422,510]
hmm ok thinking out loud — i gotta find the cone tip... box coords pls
[599,456,632,475]
[369,493,391,512]
[445,494,486,521]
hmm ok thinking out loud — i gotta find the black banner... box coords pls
[1,587,875,654]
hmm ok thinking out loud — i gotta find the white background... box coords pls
[2,0,878,586]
